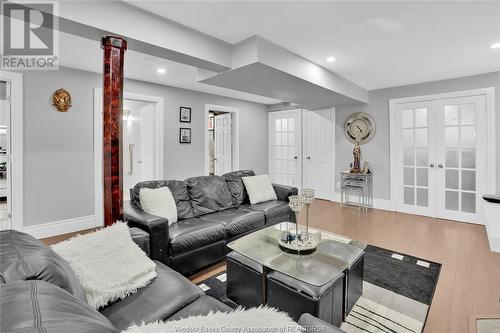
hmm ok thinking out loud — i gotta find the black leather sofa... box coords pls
[0,229,344,333]
[125,170,298,276]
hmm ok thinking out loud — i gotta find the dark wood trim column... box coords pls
[101,36,127,227]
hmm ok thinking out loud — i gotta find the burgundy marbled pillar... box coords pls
[101,36,127,226]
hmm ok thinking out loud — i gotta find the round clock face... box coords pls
[344,112,375,144]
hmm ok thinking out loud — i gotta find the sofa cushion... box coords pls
[132,180,194,219]
[169,218,227,256]
[100,260,204,331]
[222,170,255,205]
[242,175,278,205]
[186,176,235,216]
[0,280,118,333]
[0,230,86,302]
[51,223,157,309]
[240,200,293,225]
[167,295,232,321]
[139,186,178,225]
[199,209,265,238]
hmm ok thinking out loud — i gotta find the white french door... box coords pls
[269,110,302,188]
[303,109,334,200]
[395,102,437,217]
[435,96,486,223]
[394,94,487,223]
[214,113,232,175]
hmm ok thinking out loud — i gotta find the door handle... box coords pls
[429,163,435,168]
[438,164,443,168]
[293,156,298,160]
[306,156,311,160]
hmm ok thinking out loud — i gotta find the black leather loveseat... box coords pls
[125,170,298,276]
[0,229,344,333]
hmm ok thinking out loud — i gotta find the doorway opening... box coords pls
[204,104,239,176]
[0,81,10,228]
[0,71,23,232]
[208,110,233,175]
[94,89,164,225]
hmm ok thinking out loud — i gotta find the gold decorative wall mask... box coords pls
[52,88,72,112]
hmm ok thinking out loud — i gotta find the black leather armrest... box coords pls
[272,183,298,202]
[124,200,170,265]
[298,313,345,333]
[483,194,500,204]
[129,227,150,257]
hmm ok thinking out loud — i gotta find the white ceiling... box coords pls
[58,32,281,105]
[128,0,500,90]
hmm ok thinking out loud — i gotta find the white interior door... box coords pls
[269,110,302,188]
[303,109,334,200]
[140,104,156,181]
[214,113,232,175]
[394,95,487,223]
[123,102,156,200]
[395,102,437,217]
[435,96,486,223]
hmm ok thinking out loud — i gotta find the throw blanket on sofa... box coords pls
[52,222,157,309]
[124,307,301,332]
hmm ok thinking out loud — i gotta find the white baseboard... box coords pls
[331,193,392,211]
[23,215,100,239]
[487,233,500,253]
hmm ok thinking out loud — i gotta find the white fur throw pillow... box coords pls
[51,222,157,309]
[124,306,301,333]
[139,186,178,225]
[242,174,277,205]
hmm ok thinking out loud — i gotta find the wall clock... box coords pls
[344,112,376,144]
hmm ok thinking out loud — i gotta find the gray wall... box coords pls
[335,71,500,200]
[22,67,268,227]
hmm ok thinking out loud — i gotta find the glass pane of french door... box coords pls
[396,102,436,216]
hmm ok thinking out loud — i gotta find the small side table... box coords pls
[340,172,373,211]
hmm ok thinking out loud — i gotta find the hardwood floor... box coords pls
[302,199,500,333]
[186,200,500,333]
[41,200,500,333]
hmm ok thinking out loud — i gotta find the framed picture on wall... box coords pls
[180,106,191,123]
[179,128,191,143]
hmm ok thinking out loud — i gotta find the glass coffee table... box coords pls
[227,222,366,319]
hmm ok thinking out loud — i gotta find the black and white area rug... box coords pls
[196,245,441,333]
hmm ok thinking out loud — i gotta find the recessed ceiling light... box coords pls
[491,43,500,49]
[326,56,336,62]
[157,68,166,74]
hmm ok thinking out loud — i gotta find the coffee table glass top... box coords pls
[227,222,367,286]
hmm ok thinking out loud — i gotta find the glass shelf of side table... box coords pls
[340,171,373,211]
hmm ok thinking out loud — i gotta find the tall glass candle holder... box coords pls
[288,195,303,242]
[301,188,315,242]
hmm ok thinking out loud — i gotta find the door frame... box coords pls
[389,87,496,221]
[204,104,239,176]
[302,108,336,200]
[94,89,164,227]
[0,71,23,231]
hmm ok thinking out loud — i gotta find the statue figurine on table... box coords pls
[351,142,361,173]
